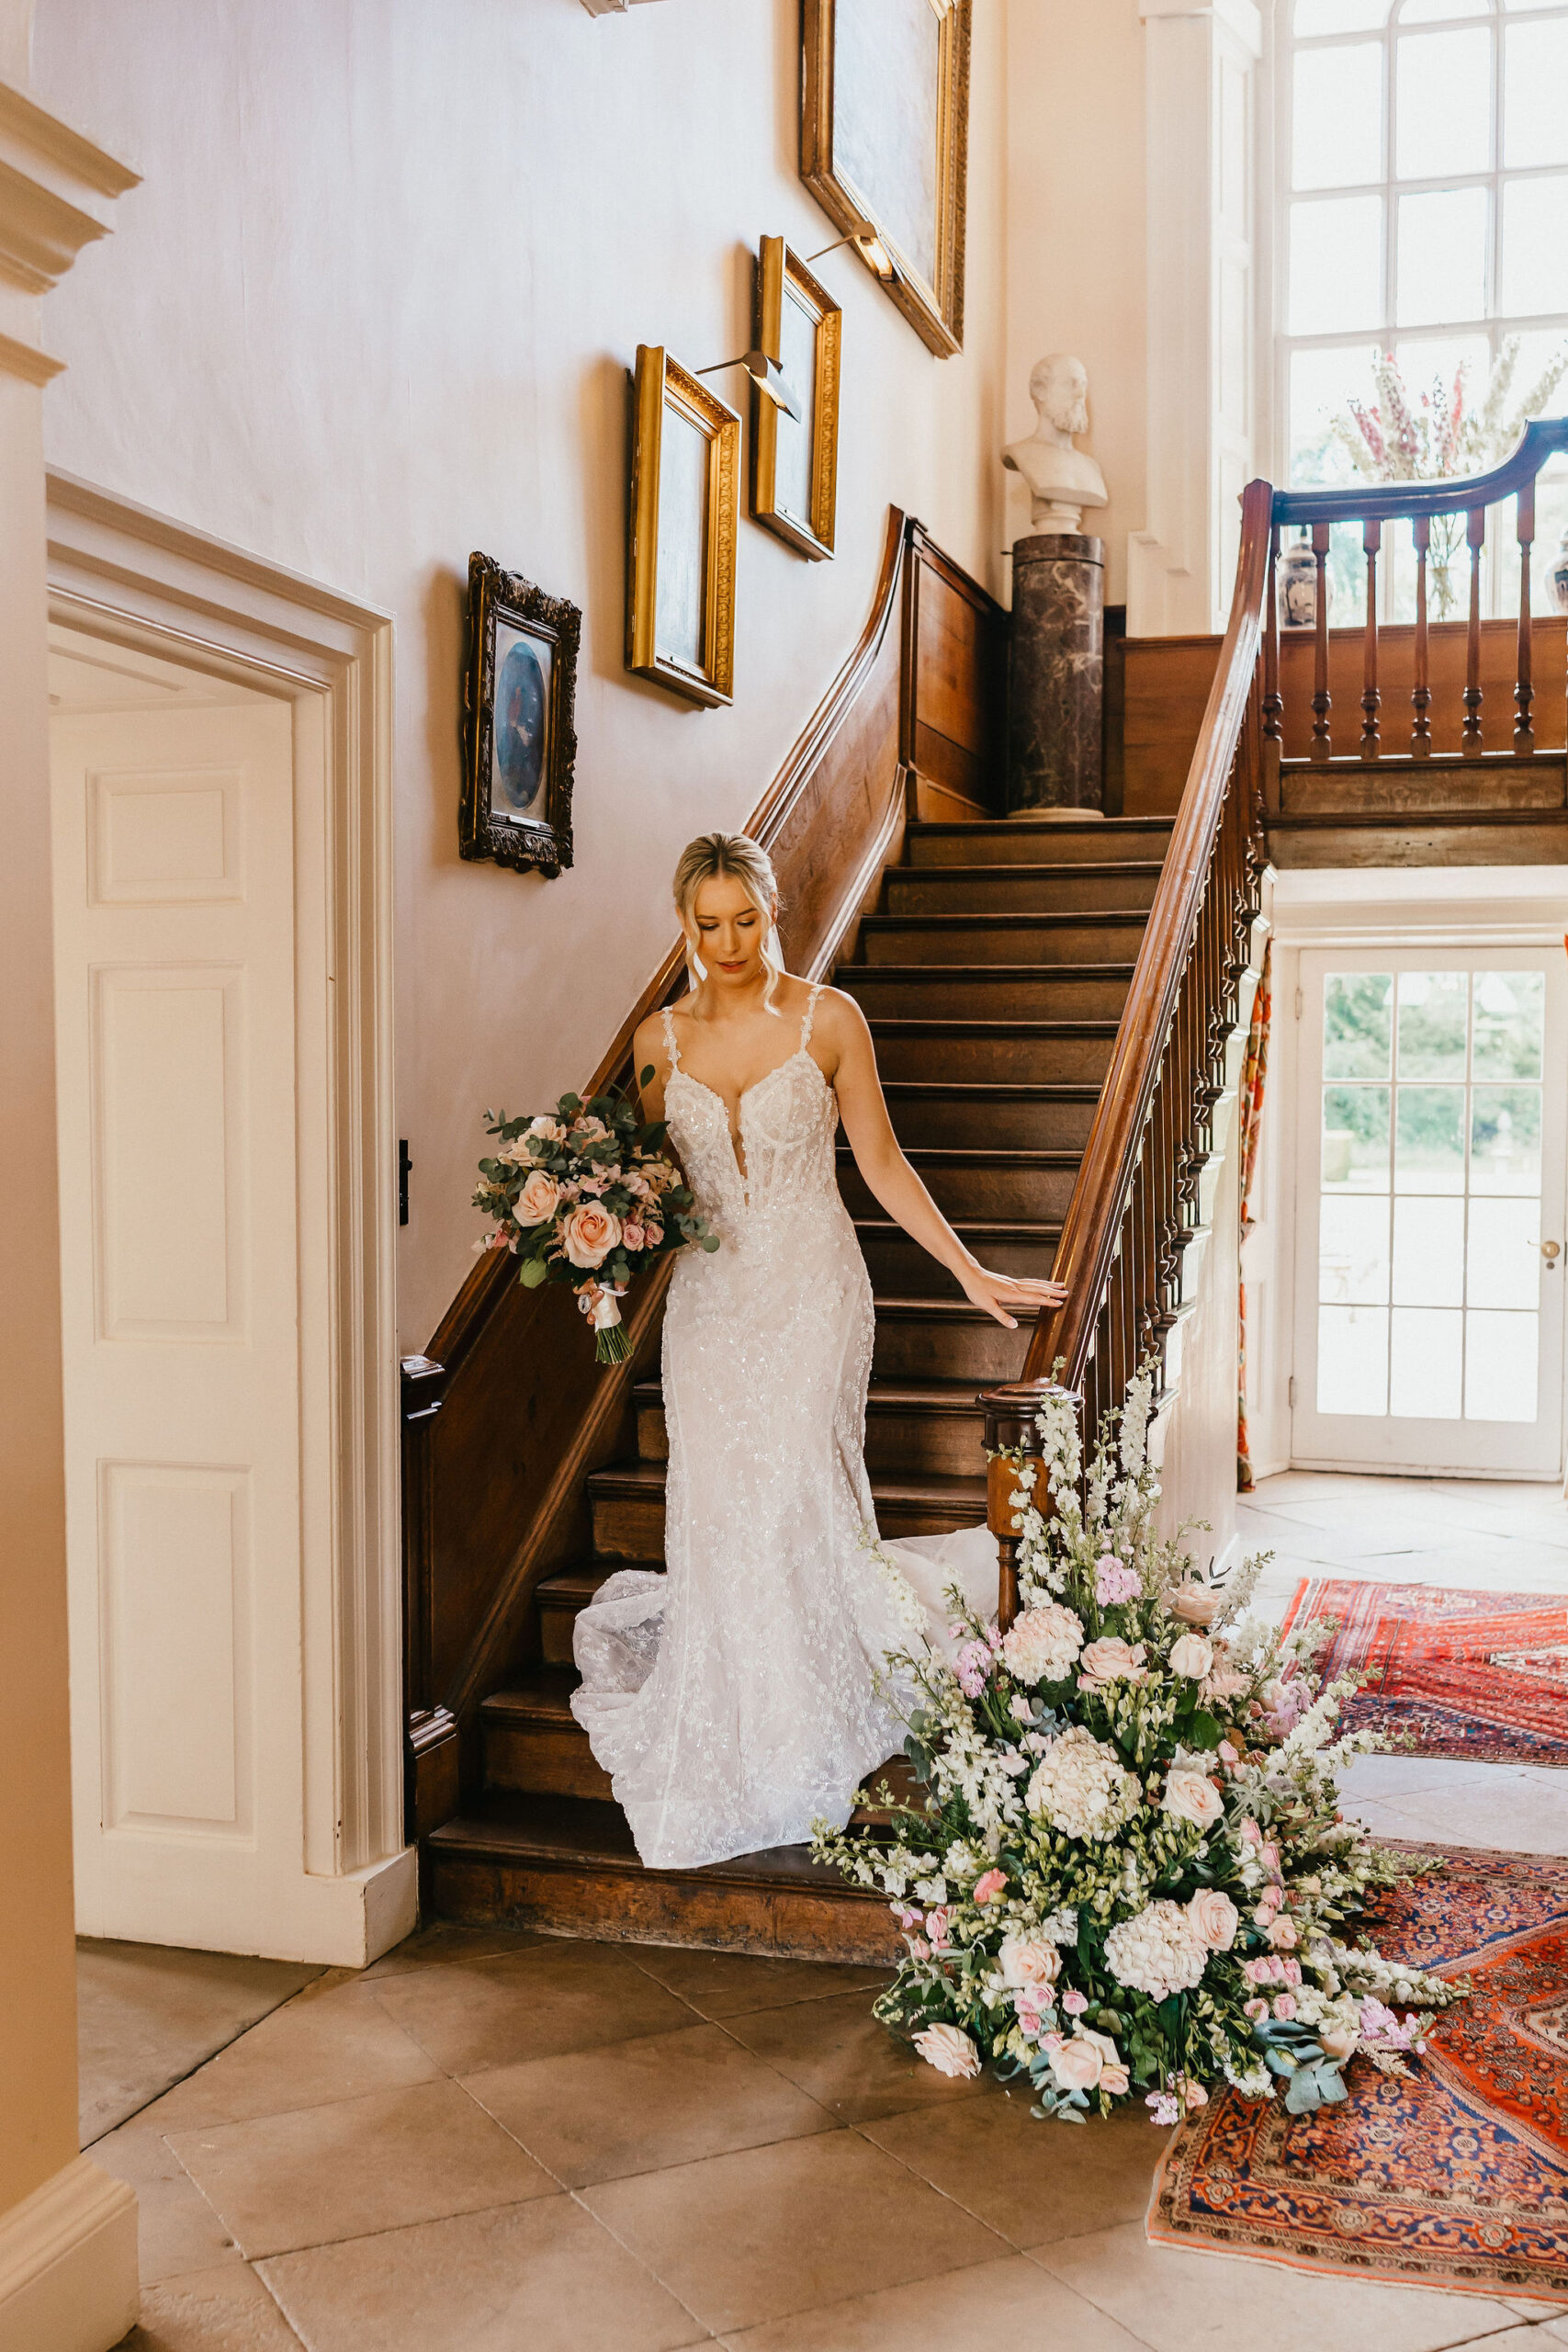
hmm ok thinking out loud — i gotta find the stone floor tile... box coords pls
[119,2260,305,2351]
[1029,2220,1526,2351]
[89,2121,242,2287]
[862,2090,1168,2245]
[716,2252,1150,2351]
[358,1922,549,1980]
[1351,1780,1568,1858]
[1337,1756,1521,1803]
[129,1982,440,2132]
[719,1986,991,2124]
[628,1945,890,2018]
[168,2075,554,2258]
[259,2194,707,2352]
[76,1939,321,2143]
[582,2127,1004,2336]
[367,1935,696,2074]
[462,2019,832,2186]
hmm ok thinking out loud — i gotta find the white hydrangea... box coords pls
[1104,1899,1210,2001]
[1002,1601,1084,1686]
[1025,1725,1141,1841]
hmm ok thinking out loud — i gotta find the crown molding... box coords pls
[580,0,667,14]
[0,74,139,294]
[1140,0,1263,58]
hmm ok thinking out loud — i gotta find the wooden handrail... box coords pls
[1274,417,1568,527]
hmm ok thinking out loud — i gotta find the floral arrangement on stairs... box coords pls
[813,1376,1464,2123]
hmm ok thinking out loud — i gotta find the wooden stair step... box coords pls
[885,861,1164,915]
[867,1020,1120,1083]
[588,1458,987,1556]
[855,1216,1060,1295]
[884,1079,1100,1150]
[482,1669,611,1801]
[904,816,1172,866]
[838,1143,1081,1223]
[871,1295,1032,1384]
[634,1373,996,1478]
[859,910,1150,967]
[842,966,1135,1019]
[423,1792,902,1962]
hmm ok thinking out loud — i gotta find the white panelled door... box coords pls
[1292,947,1567,1478]
[51,697,303,1946]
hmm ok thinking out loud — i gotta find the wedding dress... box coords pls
[570,983,997,1871]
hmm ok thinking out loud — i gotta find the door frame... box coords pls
[46,471,409,1960]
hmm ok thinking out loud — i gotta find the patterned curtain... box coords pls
[1236,941,1272,1493]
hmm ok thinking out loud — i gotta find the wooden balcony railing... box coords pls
[1010,421,1568,1483]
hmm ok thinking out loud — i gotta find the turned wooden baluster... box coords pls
[1262,524,1282,811]
[1516,479,1536,754]
[1311,523,1332,763]
[1463,505,1486,756]
[1360,519,1381,759]
[979,1380,1077,1630]
[1411,514,1432,759]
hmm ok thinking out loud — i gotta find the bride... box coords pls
[570,831,1066,1870]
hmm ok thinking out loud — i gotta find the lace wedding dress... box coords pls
[570,983,996,1871]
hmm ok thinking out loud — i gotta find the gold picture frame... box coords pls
[626,345,740,708]
[751,237,841,562]
[800,0,970,360]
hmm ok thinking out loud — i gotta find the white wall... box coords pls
[31,0,1010,1348]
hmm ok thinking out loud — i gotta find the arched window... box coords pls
[1278,0,1568,608]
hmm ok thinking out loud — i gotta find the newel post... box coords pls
[978,1378,1079,1631]
[400,1352,458,1841]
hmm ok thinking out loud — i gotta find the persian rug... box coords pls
[1149,1846,1568,2302]
[1280,1577,1568,1765]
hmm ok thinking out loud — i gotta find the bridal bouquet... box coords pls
[814,1374,1463,2123]
[472,1072,718,1363]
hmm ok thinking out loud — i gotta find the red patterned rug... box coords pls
[1281,1577,1568,1764]
[1150,1847,1568,2301]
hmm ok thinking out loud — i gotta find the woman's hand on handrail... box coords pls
[955,1265,1067,1332]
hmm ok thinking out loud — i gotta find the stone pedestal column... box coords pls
[1007,533,1104,816]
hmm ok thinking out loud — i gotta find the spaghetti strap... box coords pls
[799,981,826,1053]
[660,1004,682,1073]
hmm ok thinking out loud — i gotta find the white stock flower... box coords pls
[1104,1900,1209,2002]
[1026,1726,1141,1842]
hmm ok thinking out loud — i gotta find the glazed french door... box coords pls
[1292,947,1567,1477]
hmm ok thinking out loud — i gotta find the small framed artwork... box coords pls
[751,237,840,562]
[460,553,580,877]
[626,345,740,708]
[800,0,971,359]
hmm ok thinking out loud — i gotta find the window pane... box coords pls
[1393,1195,1465,1303]
[1325,971,1393,1076]
[1471,1083,1543,1192]
[1297,0,1390,26]
[1390,1306,1463,1416]
[1464,1309,1540,1420]
[1397,28,1494,180]
[1472,969,1545,1079]
[1291,346,1382,483]
[1505,21,1568,167]
[1467,1195,1542,1308]
[1324,1085,1392,1189]
[1397,187,1489,326]
[1501,175,1568,315]
[1321,1193,1393,1302]
[1292,196,1384,333]
[1395,1085,1467,1190]
[1396,968,1469,1077]
[1294,45,1384,189]
[1318,1304,1390,1413]
[1404,0,1494,17]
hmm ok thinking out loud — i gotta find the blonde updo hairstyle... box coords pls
[672,831,786,1010]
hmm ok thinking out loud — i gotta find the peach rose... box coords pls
[1320,2024,1359,2062]
[972,1869,1008,1905]
[527,1115,570,1143]
[1169,1580,1222,1627]
[1267,1915,1299,1951]
[1049,2029,1125,2096]
[999,1934,1061,1990]
[1078,1636,1147,1688]
[912,2024,981,2080]
[1162,1769,1224,1830]
[513,1169,562,1227]
[560,1201,623,1268]
[1078,2028,1130,2098]
[1168,1632,1214,1681]
[1187,1889,1238,1951]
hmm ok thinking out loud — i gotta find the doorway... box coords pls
[1291,945,1567,1479]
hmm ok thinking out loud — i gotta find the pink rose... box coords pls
[1239,1818,1261,1846]
[1259,1841,1280,1873]
[908,1937,931,1960]
[513,1169,562,1227]
[1168,1633,1214,1680]
[1078,1636,1147,1688]
[912,2024,981,2079]
[622,1222,647,1252]
[1280,1960,1303,1985]
[1162,1769,1224,1830]
[1183,2080,1209,2110]
[644,1219,664,1247]
[1218,1741,1239,1766]
[1243,1957,1278,1986]
[999,1934,1059,1989]
[560,1201,623,1269]
[1268,1916,1299,1951]
[1061,1987,1089,2017]
[972,1869,1008,1905]
[1273,1993,1298,2020]
[1243,1997,1269,2020]
[926,1906,952,1950]
[1187,1890,1238,1951]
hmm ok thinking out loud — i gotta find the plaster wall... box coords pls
[31,0,1010,1348]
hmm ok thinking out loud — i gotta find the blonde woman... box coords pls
[570,832,1066,1869]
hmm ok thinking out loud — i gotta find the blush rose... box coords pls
[561,1201,623,1268]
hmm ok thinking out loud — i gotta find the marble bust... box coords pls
[1003,354,1109,535]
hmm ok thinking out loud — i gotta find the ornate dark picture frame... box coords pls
[751,236,841,562]
[460,551,580,877]
[801,0,971,359]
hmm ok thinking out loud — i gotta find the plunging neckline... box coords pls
[669,1048,829,1195]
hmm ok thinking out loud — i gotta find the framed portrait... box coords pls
[460,553,580,877]
[751,237,841,562]
[800,0,971,359]
[626,345,740,709]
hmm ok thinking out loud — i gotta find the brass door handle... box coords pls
[1540,1240,1562,1267]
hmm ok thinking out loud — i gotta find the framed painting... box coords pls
[626,345,740,707]
[800,0,971,359]
[751,236,841,562]
[460,553,580,877]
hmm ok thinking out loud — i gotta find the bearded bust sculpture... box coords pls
[1003,354,1109,536]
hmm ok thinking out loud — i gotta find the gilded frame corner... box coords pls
[459,550,580,878]
[799,0,970,360]
[626,345,740,708]
[751,236,841,562]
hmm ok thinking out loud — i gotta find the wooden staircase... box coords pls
[423,813,1170,1957]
